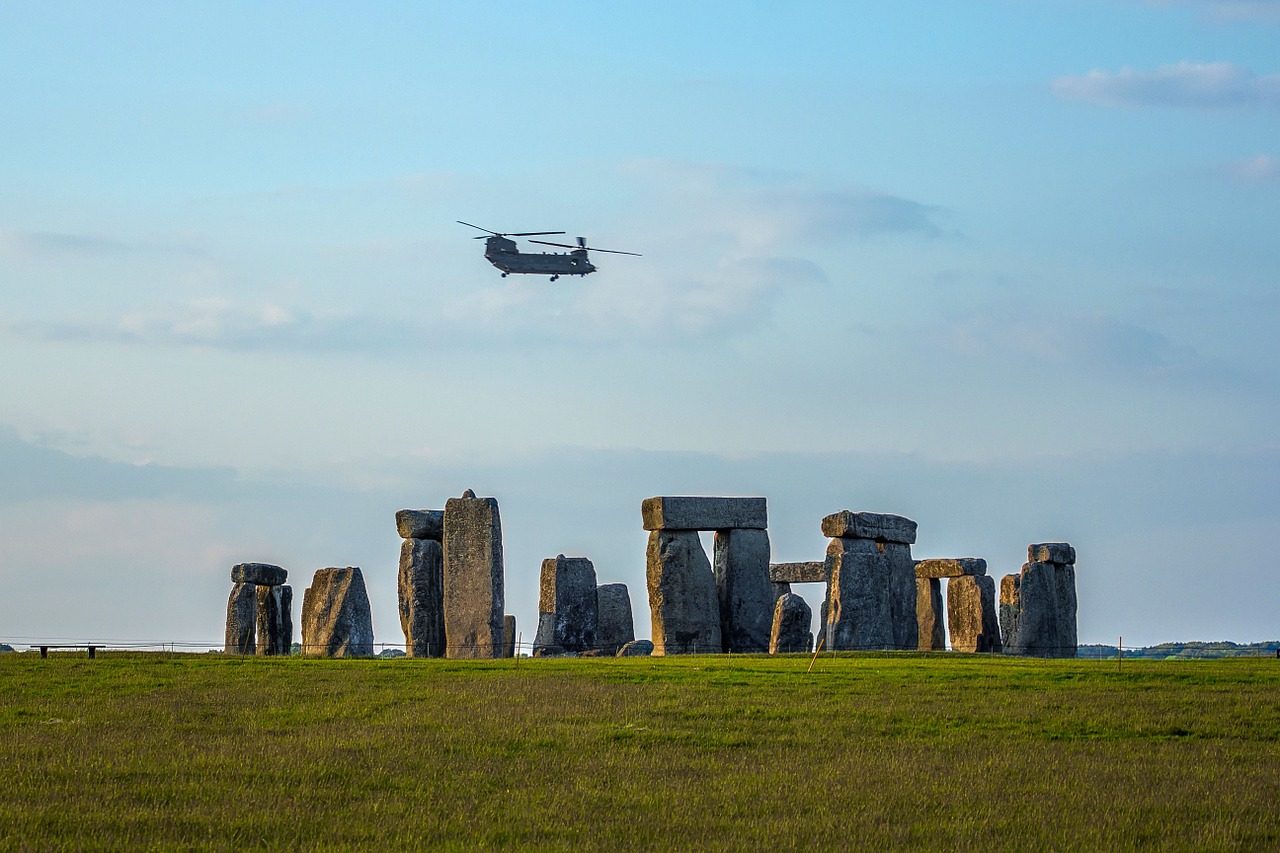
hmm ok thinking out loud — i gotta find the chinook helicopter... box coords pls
[458,221,640,281]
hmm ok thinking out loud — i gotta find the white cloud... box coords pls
[1227,154,1280,182]
[1052,61,1280,109]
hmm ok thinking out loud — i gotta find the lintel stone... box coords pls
[914,558,987,579]
[769,561,828,583]
[821,511,917,544]
[396,509,445,541]
[231,563,287,586]
[642,496,767,531]
[1028,543,1075,565]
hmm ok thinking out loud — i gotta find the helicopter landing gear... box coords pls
[550,275,559,282]
[501,272,508,278]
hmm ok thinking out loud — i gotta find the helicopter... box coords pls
[458,221,640,281]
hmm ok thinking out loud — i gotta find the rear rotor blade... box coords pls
[508,231,566,237]
[585,247,642,256]
[528,240,578,249]
[528,239,641,256]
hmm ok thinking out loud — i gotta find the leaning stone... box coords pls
[646,529,722,655]
[916,578,945,650]
[224,582,257,654]
[641,496,767,531]
[821,511,917,545]
[596,583,635,655]
[301,567,375,658]
[914,558,986,579]
[1029,543,1076,566]
[948,575,1001,653]
[399,538,445,658]
[714,528,774,653]
[769,561,828,584]
[255,584,291,656]
[533,555,598,654]
[231,562,287,586]
[442,492,505,659]
[770,592,813,654]
[503,614,517,658]
[396,509,445,541]
[617,639,654,657]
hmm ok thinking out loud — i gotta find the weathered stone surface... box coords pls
[503,614,516,658]
[916,578,945,651]
[817,590,831,650]
[1004,560,1077,658]
[231,562,287,586]
[826,536,918,651]
[769,561,828,583]
[999,574,1020,654]
[617,639,654,657]
[255,584,292,656]
[769,592,813,654]
[821,511,917,545]
[442,492,504,659]
[225,582,257,654]
[596,583,635,655]
[714,528,773,653]
[1029,542,1076,566]
[301,567,374,658]
[641,496,767,531]
[914,558,986,579]
[646,529,722,655]
[947,575,1001,653]
[533,555,598,654]
[396,509,445,541]
[398,538,445,658]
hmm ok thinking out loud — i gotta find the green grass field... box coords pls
[1,652,1277,850]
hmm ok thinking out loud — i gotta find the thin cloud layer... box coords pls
[1147,0,1280,23]
[1227,154,1280,182]
[1052,61,1280,109]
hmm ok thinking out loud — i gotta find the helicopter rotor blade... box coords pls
[527,240,578,249]
[507,231,566,237]
[588,247,643,256]
[457,220,498,235]
[528,239,641,256]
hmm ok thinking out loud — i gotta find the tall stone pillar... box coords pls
[947,575,1001,653]
[1002,543,1078,658]
[397,512,446,658]
[533,555,598,654]
[823,511,918,651]
[301,567,374,657]
[714,527,774,653]
[225,582,257,654]
[916,578,945,650]
[442,490,505,659]
[646,530,721,655]
[596,583,635,655]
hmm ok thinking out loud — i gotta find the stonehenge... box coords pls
[218,486,1083,664]
[223,563,291,655]
[301,567,374,657]
[1001,544,1078,658]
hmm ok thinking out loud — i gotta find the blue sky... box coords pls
[2,1,1277,649]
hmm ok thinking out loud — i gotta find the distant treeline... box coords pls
[1080,641,1280,660]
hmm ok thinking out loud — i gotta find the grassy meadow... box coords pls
[1,651,1277,850]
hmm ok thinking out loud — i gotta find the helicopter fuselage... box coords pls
[483,236,597,278]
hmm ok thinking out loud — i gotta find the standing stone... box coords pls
[399,538,445,658]
[714,528,774,653]
[916,578,945,650]
[442,491,505,659]
[826,534,917,651]
[224,582,257,654]
[596,583,635,655]
[948,575,1001,653]
[503,615,517,658]
[769,592,813,654]
[646,530,722,655]
[301,567,374,658]
[255,584,291,656]
[1054,562,1078,655]
[999,574,1021,653]
[533,555,598,654]
[278,585,294,654]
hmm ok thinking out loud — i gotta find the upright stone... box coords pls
[442,490,505,659]
[278,585,294,654]
[948,575,1001,653]
[646,529,721,655]
[399,538,445,658]
[224,582,257,654]
[596,583,635,655]
[916,578,945,650]
[533,555,598,654]
[1011,562,1061,657]
[503,615,517,658]
[714,528,774,653]
[255,584,291,656]
[301,567,374,658]
[1054,563,1078,656]
[999,574,1021,653]
[826,536,917,651]
[769,592,813,654]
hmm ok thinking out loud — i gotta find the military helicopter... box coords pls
[458,221,640,281]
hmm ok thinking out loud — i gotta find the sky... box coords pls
[2,0,1277,651]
